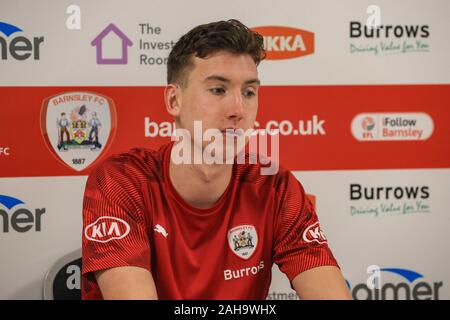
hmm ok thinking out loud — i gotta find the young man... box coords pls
[82,19,351,300]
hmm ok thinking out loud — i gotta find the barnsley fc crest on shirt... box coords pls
[40,91,117,171]
[227,225,258,260]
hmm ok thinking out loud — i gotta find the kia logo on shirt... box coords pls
[84,216,130,243]
[302,222,327,244]
[251,26,314,60]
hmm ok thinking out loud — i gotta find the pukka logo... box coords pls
[302,221,327,244]
[40,91,117,171]
[84,216,130,243]
[251,26,314,60]
[228,225,258,260]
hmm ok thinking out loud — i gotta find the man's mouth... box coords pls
[221,129,243,137]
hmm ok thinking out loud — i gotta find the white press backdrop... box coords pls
[1,0,449,299]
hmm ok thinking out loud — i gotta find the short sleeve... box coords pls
[273,172,339,282]
[81,155,151,288]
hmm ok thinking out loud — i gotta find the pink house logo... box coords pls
[91,23,132,65]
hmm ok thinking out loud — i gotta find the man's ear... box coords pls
[164,84,181,117]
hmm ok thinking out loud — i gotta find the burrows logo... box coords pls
[251,26,314,60]
[228,225,258,260]
[84,216,130,243]
[349,20,430,55]
[349,183,430,217]
[351,113,434,141]
[0,21,44,61]
[40,91,117,171]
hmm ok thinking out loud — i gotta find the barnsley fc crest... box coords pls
[41,91,117,171]
[227,225,258,260]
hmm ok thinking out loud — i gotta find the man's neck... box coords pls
[169,149,233,209]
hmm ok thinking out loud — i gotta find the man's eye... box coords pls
[209,88,225,95]
[243,89,256,98]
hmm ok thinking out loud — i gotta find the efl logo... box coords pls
[361,117,375,131]
[351,113,434,141]
[84,216,130,243]
[251,26,314,60]
[302,222,327,244]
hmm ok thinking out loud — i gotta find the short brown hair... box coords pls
[167,19,265,86]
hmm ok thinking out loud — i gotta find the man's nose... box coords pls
[227,91,244,120]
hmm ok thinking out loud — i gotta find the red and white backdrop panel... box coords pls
[1,0,449,299]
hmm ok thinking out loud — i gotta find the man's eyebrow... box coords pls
[244,78,260,86]
[204,75,230,83]
[204,75,260,86]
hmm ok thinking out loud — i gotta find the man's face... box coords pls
[175,51,260,159]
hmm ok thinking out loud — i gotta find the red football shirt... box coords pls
[82,142,338,299]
